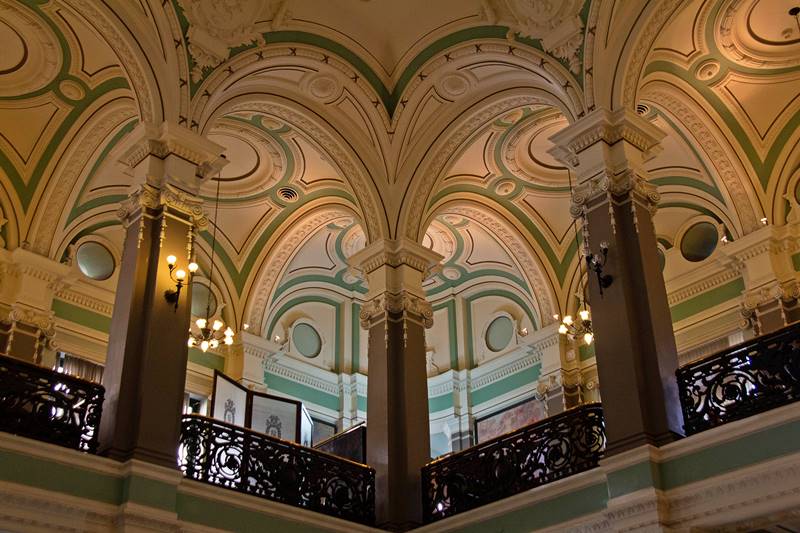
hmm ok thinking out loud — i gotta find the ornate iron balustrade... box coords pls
[179,414,375,525]
[677,323,800,435]
[0,353,104,453]
[421,403,605,522]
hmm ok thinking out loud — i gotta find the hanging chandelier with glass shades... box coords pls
[557,301,593,346]
[558,169,594,346]
[187,170,234,353]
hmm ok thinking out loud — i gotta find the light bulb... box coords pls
[274,335,281,342]
[212,320,223,331]
[558,324,568,335]
[563,315,573,325]
[188,262,198,273]
[583,332,594,345]
[200,340,210,352]
[175,269,186,281]
[552,314,560,320]
[224,327,234,337]
[579,309,590,321]
[187,337,196,347]
[196,318,207,329]
[243,323,250,330]
[210,339,219,349]
[224,336,234,345]
[166,255,177,267]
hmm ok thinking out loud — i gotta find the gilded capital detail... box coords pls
[570,168,660,217]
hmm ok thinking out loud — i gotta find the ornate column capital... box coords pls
[549,108,666,214]
[118,121,227,195]
[117,182,207,229]
[548,107,665,168]
[348,239,443,329]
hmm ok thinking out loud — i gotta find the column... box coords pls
[348,238,442,530]
[720,223,800,336]
[550,108,683,455]
[98,122,224,467]
[0,248,74,365]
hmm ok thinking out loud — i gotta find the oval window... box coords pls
[485,316,514,352]
[191,283,217,317]
[76,242,115,280]
[293,323,322,358]
[680,222,718,262]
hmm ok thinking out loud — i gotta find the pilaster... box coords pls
[718,223,800,335]
[0,248,76,364]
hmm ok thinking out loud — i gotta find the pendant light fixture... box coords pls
[187,170,234,352]
[557,170,594,346]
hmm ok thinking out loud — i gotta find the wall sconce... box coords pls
[164,254,198,311]
[586,241,613,297]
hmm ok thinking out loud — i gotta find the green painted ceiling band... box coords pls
[651,176,726,205]
[645,60,800,190]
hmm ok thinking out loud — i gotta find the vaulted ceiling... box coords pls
[1,0,798,332]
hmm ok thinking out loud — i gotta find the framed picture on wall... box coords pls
[474,396,546,444]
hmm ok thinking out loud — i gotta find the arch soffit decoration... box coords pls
[627,0,800,236]
[422,199,558,325]
[245,205,360,337]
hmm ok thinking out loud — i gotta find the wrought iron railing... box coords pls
[677,323,800,435]
[421,403,605,522]
[179,414,375,525]
[0,353,104,453]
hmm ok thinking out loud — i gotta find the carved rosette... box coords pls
[359,291,434,329]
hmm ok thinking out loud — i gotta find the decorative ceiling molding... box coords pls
[479,0,585,74]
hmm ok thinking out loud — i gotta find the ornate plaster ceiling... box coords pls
[1,0,799,334]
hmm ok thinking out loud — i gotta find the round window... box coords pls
[191,283,217,317]
[680,222,718,262]
[485,316,514,352]
[293,323,322,358]
[76,242,115,280]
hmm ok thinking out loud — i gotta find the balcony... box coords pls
[677,322,800,435]
[0,353,104,453]
[421,403,606,523]
[179,414,375,525]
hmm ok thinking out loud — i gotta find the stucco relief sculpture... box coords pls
[480,0,585,73]
[178,0,291,81]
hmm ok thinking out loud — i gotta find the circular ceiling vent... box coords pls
[636,103,650,116]
[277,187,298,202]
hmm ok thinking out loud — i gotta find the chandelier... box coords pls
[558,169,594,346]
[557,300,593,346]
[187,169,234,353]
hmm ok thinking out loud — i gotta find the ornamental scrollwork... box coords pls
[117,184,208,229]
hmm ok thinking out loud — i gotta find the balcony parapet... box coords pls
[179,414,376,525]
[677,321,800,434]
[0,352,104,453]
[421,403,605,522]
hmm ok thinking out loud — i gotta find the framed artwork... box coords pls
[210,370,313,445]
[474,397,546,444]
[312,418,336,445]
[210,371,247,427]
